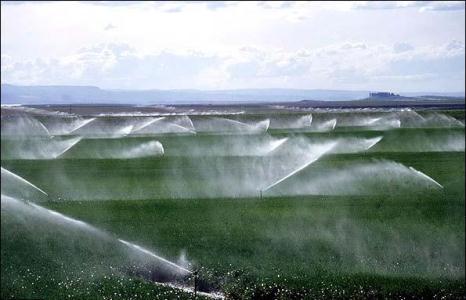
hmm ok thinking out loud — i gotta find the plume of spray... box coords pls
[301,114,313,127]
[371,117,401,130]
[24,135,388,200]
[68,118,96,134]
[72,117,134,138]
[254,118,270,132]
[1,136,82,160]
[336,113,401,130]
[161,135,339,199]
[399,110,465,128]
[193,117,269,134]
[61,139,164,159]
[269,114,313,129]
[246,137,336,194]
[181,115,196,131]
[408,166,443,188]
[41,117,96,135]
[118,239,191,275]
[136,135,386,199]
[177,249,191,272]
[268,160,444,196]
[264,137,289,155]
[1,167,48,198]
[262,139,338,192]
[310,118,337,131]
[165,135,288,157]
[265,211,464,279]
[329,136,383,154]
[131,116,196,135]
[1,194,192,276]
[172,115,196,132]
[2,195,193,283]
[131,117,166,133]
[422,112,465,128]
[1,168,193,280]
[372,129,465,152]
[28,200,100,231]
[1,115,50,138]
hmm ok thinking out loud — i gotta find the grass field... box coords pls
[1,108,465,299]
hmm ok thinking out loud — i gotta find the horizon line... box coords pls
[2,83,464,94]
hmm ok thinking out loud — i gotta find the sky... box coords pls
[1,1,465,92]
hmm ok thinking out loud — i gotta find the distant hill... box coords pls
[1,84,464,105]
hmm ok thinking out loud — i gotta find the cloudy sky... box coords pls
[1,1,465,92]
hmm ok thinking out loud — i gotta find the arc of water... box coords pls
[54,136,83,158]
[41,203,191,274]
[68,118,96,134]
[412,110,427,121]
[255,119,270,132]
[118,239,192,274]
[122,124,135,136]
[263,141,338,192]
[1,167,48,195]
[38,120,51,136]
[182,115,195,131]
[367,117,382,125]
[132,117,166,133]
[29,202,91,228]
[364,136,383,151]
[265,137,289,155]
[263,159,318,192]
[215,117,254,130]
[296,114,313,127]
[317,118,337,131]
[307,114,313,126]
[169,122,196,134]
[2,194,192,276]
[408,166,443,189]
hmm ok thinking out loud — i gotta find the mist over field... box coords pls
[2,103,465,299]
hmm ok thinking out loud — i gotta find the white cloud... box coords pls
[393,42,415,53]
[1,1,464,91]
[352,1,465,11]
[2,40,464,92]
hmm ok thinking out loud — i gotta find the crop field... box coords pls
[1,106,465,299]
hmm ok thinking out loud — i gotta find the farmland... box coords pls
[1,105,465,299]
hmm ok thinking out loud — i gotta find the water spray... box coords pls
[54,136,83,158]
[262,158,318,192]
[3,194,214,297]
[263,141,337,192]
[132,117,166,133]
[68,118,96,134]
[408,166,444,189]
[1,167,48,196]
[118,239,192,275]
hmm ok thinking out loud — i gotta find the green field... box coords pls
[1,109,465,299]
